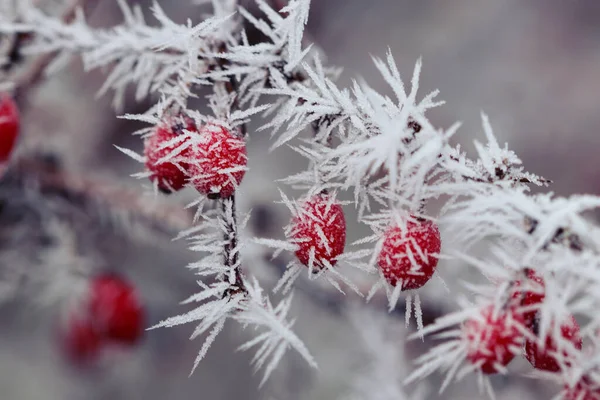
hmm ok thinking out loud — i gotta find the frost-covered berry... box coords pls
[187,124,247,199]
[564,379,600,400]
[0,94,20,162]
[89,274,144,345]
[377,217,441,290]
[510,268,545,324]
[144,116,196,193]
[290,193,346,270]
[565,388,600,400]
[62,316,103,364]
[564,378,600,400]
[463,304,524,374]
[525,314,582,372]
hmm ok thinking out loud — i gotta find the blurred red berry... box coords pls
[187,124,247,199]
[89,274,144,345]
[62,316,103,364]
[564,377,600,400]
[0,94,19,162]
[565,388,598,400]
[525,314,582,372]
[290,194,346,270]
[377,217,441,290]
[463,304,524,374]
[144,115,196,193]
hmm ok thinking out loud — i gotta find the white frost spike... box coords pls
[114,145,145,163]
[281,0,311,72]
[480,112,501,153]
[149,293,243,375]
[235,280,317,386]
[3,0,235,106]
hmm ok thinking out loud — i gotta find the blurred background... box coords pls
[2,0,600,399]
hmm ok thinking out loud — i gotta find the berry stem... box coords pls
[218,64,247,297]
[221,195,247,297]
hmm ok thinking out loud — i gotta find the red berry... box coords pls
[525,314,582,372]
[463,304,524,374]
[144,116,196,193]
[377,217,441,290]
[564,376,600,400]
[62,316,103,364]
[89,274,144,345]
[290,194,346,270]
[0,94,19,162]
[565,379,600,400]
[565,387,599,400]
[510,268,545,324]
[187,124,247,199]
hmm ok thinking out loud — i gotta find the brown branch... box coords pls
[7,155,194,236]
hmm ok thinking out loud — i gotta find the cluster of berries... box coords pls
[289,192,441,291]
[62,274,144,365]
[462,270,596,399]
[148,112,442,290]
[0,97,145,366]
[20,97,595,396]
[143,115,247,198]
[285,191,595,398]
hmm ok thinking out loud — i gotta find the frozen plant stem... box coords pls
[221,195,247,297]
[219,51,247,296]
[4,155,194,235]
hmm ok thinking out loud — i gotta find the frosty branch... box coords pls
[2,0,600,399]
[4,154,194,236]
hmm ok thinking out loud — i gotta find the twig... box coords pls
[222,195,247,297]
[5,155,194,236]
